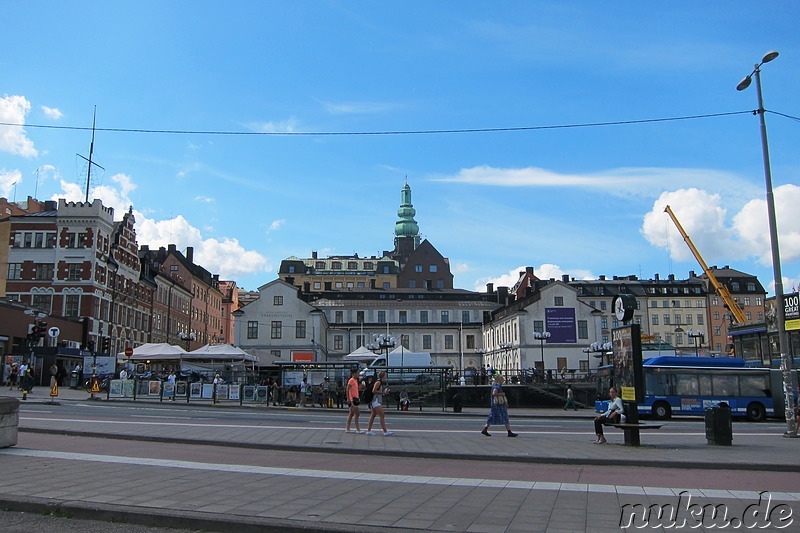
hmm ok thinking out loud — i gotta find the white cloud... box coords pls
[0,95,38,157]
[249,118,299,133]
[451,262,470,275]
[320,100,401,115]
[473,264,593,291]
[642,185,800,266]
[0,169,22,197]
[435,165,755,199]
[53,174,270,280]
[41,106,63,120]
[268,219,285,232]
[195,195,215,203]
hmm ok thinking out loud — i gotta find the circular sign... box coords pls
[48,326,60,338]
[612,294,636,322]
[124,347,134,358]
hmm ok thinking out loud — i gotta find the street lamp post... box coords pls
[178,331,195,372]
[687,330,704,357]
[533,331,551,375]
[737,51,795,435]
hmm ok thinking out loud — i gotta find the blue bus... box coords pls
[596,356,798,422]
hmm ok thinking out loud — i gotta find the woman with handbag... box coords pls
[345,368,363,433]
[481,374,518,437]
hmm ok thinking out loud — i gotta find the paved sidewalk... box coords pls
[2,387,800,532]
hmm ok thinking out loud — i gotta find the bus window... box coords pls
[698,374,712,396]
[712,375,737,396]
[739,375,770,397]
[673,373,699,395]
[646,371,670,395]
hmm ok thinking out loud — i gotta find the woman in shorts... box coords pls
[366,371,393,436]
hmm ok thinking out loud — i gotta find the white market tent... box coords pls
[185,344,258,362]
[342,345,378,362]
[118,342,187,362]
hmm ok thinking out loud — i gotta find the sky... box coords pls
[1,2,799,296]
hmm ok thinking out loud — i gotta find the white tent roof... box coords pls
[185,343,258,362]
[342,345,378,362]
[119,343,186,361]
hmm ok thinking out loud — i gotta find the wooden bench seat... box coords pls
[611,423,662,430]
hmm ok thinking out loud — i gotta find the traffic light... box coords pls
[102,337,111,353]
[30,325,40,346]
[37,321,47,341]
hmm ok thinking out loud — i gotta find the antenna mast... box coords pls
[77,107,104,203]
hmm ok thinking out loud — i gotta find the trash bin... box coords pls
[452,393,463,413]
[69,371,79,389]
[705,405,732,446]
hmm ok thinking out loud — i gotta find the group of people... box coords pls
[345,369,394,436]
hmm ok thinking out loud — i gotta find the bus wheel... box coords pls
[652,401,671,420]
[746,402,766,422]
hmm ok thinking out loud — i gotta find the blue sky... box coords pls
[1,2,799,295]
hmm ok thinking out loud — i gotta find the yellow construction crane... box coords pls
[663,205,748,324]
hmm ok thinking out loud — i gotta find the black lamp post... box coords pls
[687,330,704,357]
[533,331,550,372]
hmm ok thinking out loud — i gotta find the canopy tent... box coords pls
[342,345,378,362]
[118,342,186,362]
[184,343,258,362]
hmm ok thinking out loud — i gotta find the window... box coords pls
[652,315,659,325]
[356,311,365,323]
[313,282,321,290]
[347,282,354,288]
[746,311,752,320]
[288,265,295,273]
[295,320,306,338]
[364,262,373,269]
[612,318,619,328]
[34,233,44,247]
[270,350,281,358]
[674,314,681,325]
[315,261,325,269]
[64,295,80,317]
[697,314,704,325]
[382,282,390,289]
[271,321,282,339]
[756,297,763,306]
[331,261,341,269]
[170,265,178,271]
[335,282,343,289]
[67,264,82,281]
[399,311,407,324]
[685,314,693,325]
[401,334,410,348]
[35,264,54,280]
[378,311,386,324]
[650,301,657,308]
[696,300,703,308]
[441,311,449,324]
[663,314,670,325]
[676,333,683,345]
[335,311,343,324]
[77,233,86,247]
[383,266,389,274]
[33,294,52,312]
[714,326,721,335]
[662,301,669,307]
[601,318,608,329]
[600,301,607,310]
[462,311,470,323]
[578,320,588,339]
[415,265,422,272]
[334,335,343,350]
[408,280,416,288]
[436,280,444,288]
[429,265,438,272]
[65,233,76,248]
[46,233,56,248]
[534,320,543,333]
[731,282,740,292]
[422,335,432,350]
[23,233,33,247]
[466,335,475,349]
[7,263,22,280]
[743,297,751,306]
[420,311,428,324]
[355,335,365,347]
[273,295,283,306]
[445,335,454,349]
[555,296,564,306]
[348,261,358,269]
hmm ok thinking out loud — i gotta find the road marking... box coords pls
[2,448,798,502]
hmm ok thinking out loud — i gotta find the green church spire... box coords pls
[394,181,419,240]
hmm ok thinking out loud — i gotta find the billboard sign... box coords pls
[611,324,644,403]
[545,308,577,343]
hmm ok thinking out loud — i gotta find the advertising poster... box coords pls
[148,381,161,396]
[611,324,644,402]
[122,380,135,398]
[163,382,175,397]
[256,386,268,402]
[82,356,117,379]
[175,381,187,398]
[243,386,255,400]
[190,382,202,398]
[202,383,214,398]
[216,384,229,400]
[545,308,577,343]
[284,371,304,386]
[308,371,326,386]
[109,379,123,397]
[228,385,240,400]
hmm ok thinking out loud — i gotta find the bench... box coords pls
[610,423,662,446]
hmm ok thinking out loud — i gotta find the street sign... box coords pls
[48,326,60,338]
[125,347,133,358]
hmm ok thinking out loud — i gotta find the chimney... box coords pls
[312,251,318,259]
[599,275,606,281]
[689,270,696,278]
[668,274,675,281]
[498,286,509,305]
[654,273,660,280]
[562,274,569,283]
[526,266,534,275]
[44,200,57,211]
[168,244,176,252]
[186,247,194,263]
[486,283,494,293]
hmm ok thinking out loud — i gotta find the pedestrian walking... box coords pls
[345,369,363,433]
[481,375,517,437]
[335,379,345,409]
[366,371,393,436]
[8,364,19,391]
[594,387,624,444]
[271,380,281,406]
[563,385,577,411]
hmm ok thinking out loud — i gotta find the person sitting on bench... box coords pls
[594,387,624,444]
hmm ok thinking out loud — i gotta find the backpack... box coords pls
[361,376,375,404]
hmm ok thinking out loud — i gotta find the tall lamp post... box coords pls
[687,330,704,357]
[533,331,551,373]
[737,50,794,435]
[178,331,195,372]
